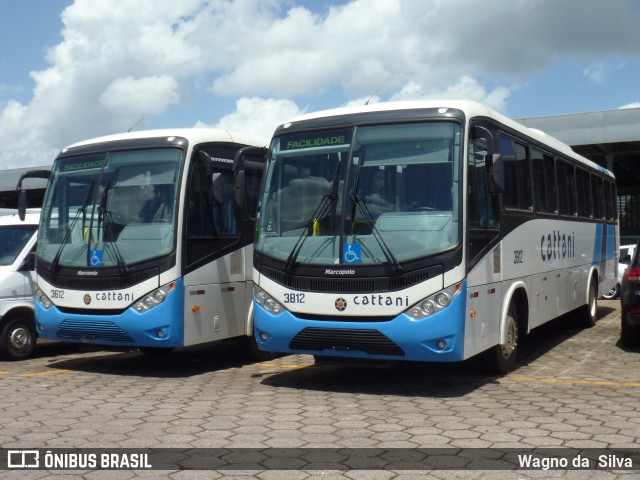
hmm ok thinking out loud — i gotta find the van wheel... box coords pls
[0,315,37,361]
[488,302,519,374]
[602,283,619,300]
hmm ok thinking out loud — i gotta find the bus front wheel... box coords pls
[239,334,280,362]
[488,302,519,374]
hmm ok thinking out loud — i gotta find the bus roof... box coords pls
[280,100,613,178]
[61,128,269,153]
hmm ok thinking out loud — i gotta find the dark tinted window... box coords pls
[557,160,576,216]
[591,175,605,220]
[531,149,556,214]
[499,135,531,210]
[576,168,592,217]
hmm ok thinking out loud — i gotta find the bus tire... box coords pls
[578,278,598,328]
[0,315,37,361]
[139,347,174,356]
[239,334,280,362]
[488,301,519,374]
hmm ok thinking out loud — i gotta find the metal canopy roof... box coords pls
[517,108,640,195]
[0,166,49,192]
[0,166,50,209]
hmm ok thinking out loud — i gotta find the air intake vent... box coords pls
[230,250,243,276]
[290,328,405,356]
[57,319,133,343]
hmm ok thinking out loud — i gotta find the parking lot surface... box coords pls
[0,299,638,479]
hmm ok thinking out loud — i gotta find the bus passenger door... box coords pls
[182,147,251,345]
[465,125,503,357]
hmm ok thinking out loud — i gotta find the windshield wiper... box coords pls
[50,179,95,272]
[283,191,336,272]
[95,180,127,271]
[350,192,403,272]
[283,162,341,272]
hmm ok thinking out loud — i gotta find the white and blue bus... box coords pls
[22,128,273,358]
[250,101,618,372]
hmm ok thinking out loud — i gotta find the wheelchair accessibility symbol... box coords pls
[90,249,103,266]
[342,243,361,264]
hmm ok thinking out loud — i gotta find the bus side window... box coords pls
[591,175,605,220]
[499,134,532,211]
[576,168,592,218]
[531,149,557,214]
[557,160,576,216]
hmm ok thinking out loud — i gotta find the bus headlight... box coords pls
[35,289,52,309]
[407,283,461,319]
[132,282,175,313]
[254,285,285,315]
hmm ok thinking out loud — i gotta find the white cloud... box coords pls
[584,64,610,84]
[195,97,304,139]
[388,77,511,113]
[584,62,626,85]
[99,75,180,115]
[619,102,640,109]
[1,0,640,169]
[208,0,640,99]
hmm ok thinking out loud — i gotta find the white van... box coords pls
[0,209,39,360]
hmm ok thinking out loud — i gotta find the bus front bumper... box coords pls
[253,289,467,362]
[34,279,185,348]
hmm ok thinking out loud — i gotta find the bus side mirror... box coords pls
[18,190,28,221]
[488,154,505,193]
[196,150,212,173]
[16,169,51,221]
[232,146,266,221]
[234,170,246,210]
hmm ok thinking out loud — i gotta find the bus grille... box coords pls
[39,267,157,290]
[261,266,438,293]
[290,328,405,356]
[57,320,133,343]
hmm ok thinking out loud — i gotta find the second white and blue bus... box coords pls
[21,128,274,358]
[249,100,617,372]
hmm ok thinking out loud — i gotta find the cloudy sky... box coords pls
[1,0,639,169]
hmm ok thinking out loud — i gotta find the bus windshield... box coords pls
[38,148,183,268]
[256,122,461,266]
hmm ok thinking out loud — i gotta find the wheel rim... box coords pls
[9,326,30,352]
[501,313,518,358]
